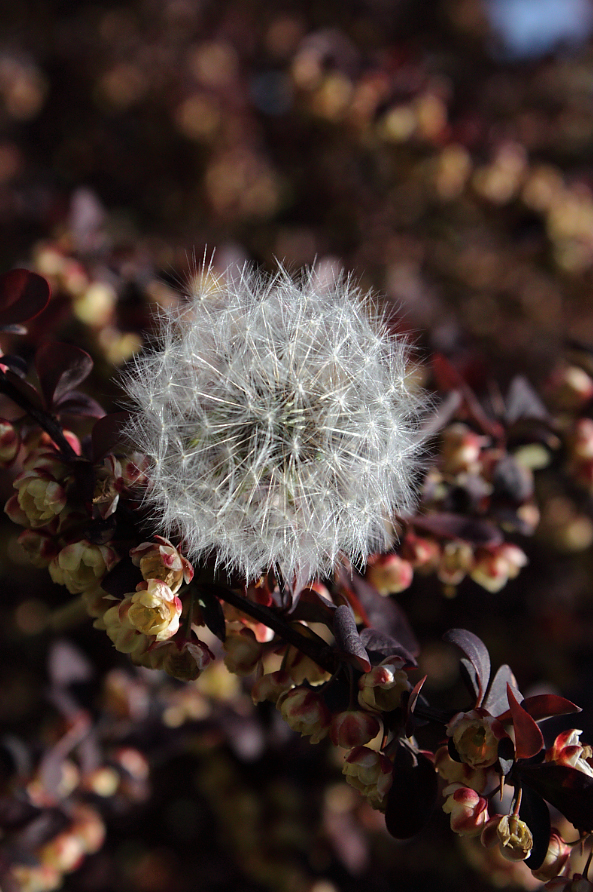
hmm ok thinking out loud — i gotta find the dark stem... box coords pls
[0,370,77,459]
[209,583,337,675]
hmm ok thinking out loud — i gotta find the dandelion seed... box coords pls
[123,262,426,584]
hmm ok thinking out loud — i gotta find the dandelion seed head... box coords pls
[123,263,426,583]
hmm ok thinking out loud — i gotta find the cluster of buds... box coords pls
[547,363,593,497]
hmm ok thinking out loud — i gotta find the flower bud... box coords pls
[441,423,487,474]
[342,745,393,808]
[11,863,62,892]
[437,541,474,586]
[223,627,263,675]
[329,710,381,748]
[547,364,593,411]
[278,686,331,743]
[447,708,506,769]
[365,552,413,595]
[17,528,59,568]
[401,535,440,573]
[130,536,194,593]
[12,468,67,527]
[49,540,119,594]
[71,804,106,855]
[546,729,593,777]
[146,638,214,680]
[570,418,593,462]
[358,659,410,713]
[497,814,533,861]
[0,418,20,466]
[532,829,571,881]
[103,602,150,656]
[442,783,489,836]
[251,669,293,705]
[127,580,182,641]
[470,543,528,593]
[434,746,488,792]
[38,829,86,873]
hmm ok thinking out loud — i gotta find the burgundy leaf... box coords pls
[520,762,593,832]
[520,785,551,871]
[197,587,227,642]
[54,391,106,418]
[443,629,491,706]
[359,628,417,666]
[484,664,521,716]
[91,411,131,461]
[0,368,44,411]
[405,676,428,733]
[413,513,503,547]
[35,342,93,408]
[507,685,544,760]
[385,744,438,839]
[0,269,50,325]
[497,693,581,725]
[333,604,371,673]
[289,587,336,625]
[346,570,419,657]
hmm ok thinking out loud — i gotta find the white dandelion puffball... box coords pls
[124,264,425,584]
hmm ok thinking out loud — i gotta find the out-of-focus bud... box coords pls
[223,627,263,675]
[497,814,533,861]
[442,783,489,836]
[278,686,331,743]
[251,669,293,705]
[401,534,441,573]
[569,418,593,461]
[122,452,150,487]
[12,468,67,527]
[71,804,106,855]
[38,829,86,873]
[126,579,182,641]
[49,540,119,594]
[547,365,593,411]
[447,708,506,769]
[146,637,214,680]
[130,536,194,593]
[437,540,474,586]
[358,659,410,713]
[329,710,381,748]
[546,729,593,777]
[0,418,20,466]
[17,528,59,567]
[366,552,413,595]
[470,543,528,593]
[532,829,571,881]
[342,745,393,808]
[434,746,488,793]
[441,423,487,474]
[10,863,62,892]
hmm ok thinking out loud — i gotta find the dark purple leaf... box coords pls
[0,354,28,375]
[498,694,581,725]
[413,513,503,546]
[520,785,551,871]
[492,455,534,503]
[0,269,50,325]
[519,763,593,832]
[11,809,69,853]
[54,391,105,418]
[101,557,142,598]
[289,587,336,625]
[359,628,417,666]
[197,587,227,642]
[35,342,93,408]
[507,685,544,760]
[385,744,438,839]
[0,368,44,412]
[91,411,131,460]
[484,664,521,716]
[333,604,371,673]
[443,629,491,706]
[405,676,427,732]
[0,798,41,831]
[505,375,549,424]
[346,570,419,658]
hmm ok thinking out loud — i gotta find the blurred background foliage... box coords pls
[2,0,593,890]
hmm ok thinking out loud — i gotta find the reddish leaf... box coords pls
[1,367,44,411]
[91,411,130,460]
[346,569,420,657]
[54,391,105,418]
[359,628,417,666]
[333,604,371,673]
[443,629,490,706]
[0,269,50,325]
[507,685,544,760]
[35,342,93,408]
[497,693,581,725]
